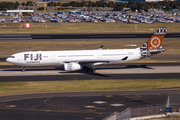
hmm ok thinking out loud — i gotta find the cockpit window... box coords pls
[10,56,15,58]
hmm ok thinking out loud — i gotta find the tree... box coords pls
[22,2,25,6]
[15,1,20,6]
[114,2,125,11]
[128,0,136,11]
[0,2,6,10]
[0,2,18,10]
[26,1,33,6]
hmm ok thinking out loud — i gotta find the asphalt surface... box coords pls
[0,94,167,120]
[1,63,180,81]
[0,90,180,120]
[0,33,179,40]
[0,73,180,82]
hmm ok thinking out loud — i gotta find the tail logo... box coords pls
[150,37,161,48]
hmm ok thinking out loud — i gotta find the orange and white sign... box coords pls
[24,23,32,28]
[148,35,165,49]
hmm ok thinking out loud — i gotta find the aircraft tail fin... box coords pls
[140,27,167,58]
[147,27,167,49]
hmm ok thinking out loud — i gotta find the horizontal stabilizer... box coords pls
[121,56,128,61]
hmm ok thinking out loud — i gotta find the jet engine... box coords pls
[64,63,83,71]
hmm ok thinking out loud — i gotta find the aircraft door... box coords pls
[51,54,56,60]
[97,51,102,59]
[18,54,23,61]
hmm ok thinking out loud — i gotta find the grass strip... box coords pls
[0,23,180,34]
[0,62,13,65]
[0,39,180,58]
[0,79,180,96]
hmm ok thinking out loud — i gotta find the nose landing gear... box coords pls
[22,66,25,72]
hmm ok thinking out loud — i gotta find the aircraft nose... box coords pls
[6,58,12,63]
[6,58,9,62]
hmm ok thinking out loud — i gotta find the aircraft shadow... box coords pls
[1,67,64,71]
[1,65,153,77]
[59,70,110,77]
[2,67,110,77]
[95,65,154,70]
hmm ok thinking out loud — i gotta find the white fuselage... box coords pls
[6,48,141,67]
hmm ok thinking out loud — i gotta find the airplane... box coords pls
[6,27,167,72]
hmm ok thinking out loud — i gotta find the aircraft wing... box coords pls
[64,59,119,63]
[64,56,128,63]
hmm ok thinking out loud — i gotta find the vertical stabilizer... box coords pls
[140,27,167,59]
[147,27,167,49]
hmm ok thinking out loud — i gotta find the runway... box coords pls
[1,73,180,82]
[0,33,179,41]
[1,63,180,81]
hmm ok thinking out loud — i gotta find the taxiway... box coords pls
[0,90,180,120]
[0,63,180,81]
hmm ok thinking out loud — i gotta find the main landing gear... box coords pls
[86,68,96,72]
[83,66,96,73]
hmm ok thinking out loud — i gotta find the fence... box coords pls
[116,108,131,120]
[104,94,180,120]
[104,105,167,120]
[131,106,166,118]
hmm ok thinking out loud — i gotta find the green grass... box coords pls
[0,79,180,96]
[0,23,180,34]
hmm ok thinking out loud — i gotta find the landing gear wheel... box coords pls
[22,66,25,72]
[86,68,91,72]
[86,68,96,73]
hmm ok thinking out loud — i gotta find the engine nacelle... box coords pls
[64,63,83,71]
